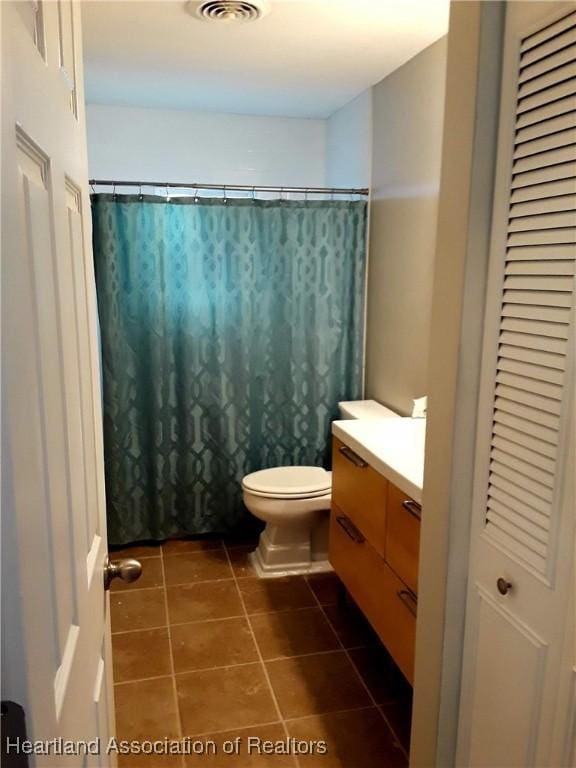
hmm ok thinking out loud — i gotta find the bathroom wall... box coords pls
[88,47,447,417]
[365,38,448,415]
[326,90,372,188]
[86,104,327,187]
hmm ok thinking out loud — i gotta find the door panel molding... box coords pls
[468,588,547,767]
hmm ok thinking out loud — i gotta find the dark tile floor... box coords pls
[110,538,412,767]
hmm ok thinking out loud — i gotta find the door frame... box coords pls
[410,3,505,763]
[411,2,575,766]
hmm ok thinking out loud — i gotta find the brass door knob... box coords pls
[104,555,142,590]
[497,577,513,596]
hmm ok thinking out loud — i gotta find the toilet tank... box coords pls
[338,399,399,420]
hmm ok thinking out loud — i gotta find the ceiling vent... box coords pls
[187,0,270,23]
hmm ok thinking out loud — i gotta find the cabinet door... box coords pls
[332,437,388,555]
[385,483,421,595]
[456,4,575,766]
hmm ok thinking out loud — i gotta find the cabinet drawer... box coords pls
[385,483,421,595]
[329,506,416,683]
[331,436,388,556]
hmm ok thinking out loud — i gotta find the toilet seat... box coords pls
[244,487,332,500]
[242,466,331,500]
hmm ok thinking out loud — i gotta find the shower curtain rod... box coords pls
[89,179,369,196]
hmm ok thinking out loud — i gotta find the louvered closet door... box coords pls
[456,4,575,767]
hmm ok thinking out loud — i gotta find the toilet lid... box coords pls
[242,466,331,497]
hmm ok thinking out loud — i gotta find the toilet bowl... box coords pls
[242,466,332,577]
[242,400,400,578]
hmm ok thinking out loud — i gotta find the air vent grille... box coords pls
[189,0,269,23]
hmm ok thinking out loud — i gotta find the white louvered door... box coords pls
[456,4,575,767]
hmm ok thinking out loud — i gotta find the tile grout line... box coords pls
[112,622,167,635]
[112,571,277,595]
[222,543,301,768]
[110,584,166,595]
[116,702,382,745]
[111,605,375,634]
[158,544,187,768]
[378,706,411,762]
[111,615,245,634]
[117,644,380,686]
[112,592,368,619]
[283,703,378,725]
[304,576,410,760]
[162,548,226,561]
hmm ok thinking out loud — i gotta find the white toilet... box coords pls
[242,400,399,577]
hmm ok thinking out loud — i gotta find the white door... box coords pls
[1,1,115,765]
[456,3,575,767]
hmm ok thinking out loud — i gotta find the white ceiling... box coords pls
[81,0,450,119]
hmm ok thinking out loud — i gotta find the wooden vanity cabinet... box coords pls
[329,436,421,684]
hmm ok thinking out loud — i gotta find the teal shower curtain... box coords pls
[92,195,367,545]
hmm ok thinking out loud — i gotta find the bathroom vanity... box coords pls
[329,417,425,683]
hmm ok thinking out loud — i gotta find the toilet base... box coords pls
[250,548,332,578]
[249,520,332,578]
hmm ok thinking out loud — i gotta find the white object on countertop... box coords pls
[332,417,426,503]
[338,399,400,420]
[411,395,428,418]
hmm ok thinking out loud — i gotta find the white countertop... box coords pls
[332,417,426,503]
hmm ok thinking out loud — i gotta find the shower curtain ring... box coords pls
[305,188,309,202]
[194,187,199,203]
[166,184,170,203]
[252,186,256,201]
[113,183,117,200]
[139,184,143,201]
[223,185,227,204]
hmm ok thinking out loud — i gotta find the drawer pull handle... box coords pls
[339,445,368,468]
[397,588,418,617]
[336,515,366,544]
[402,499,422,520]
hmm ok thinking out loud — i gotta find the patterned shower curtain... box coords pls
[92,195,367,545]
